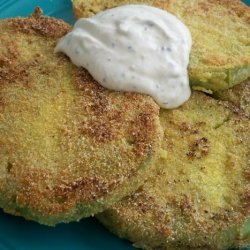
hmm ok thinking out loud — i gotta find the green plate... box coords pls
[0,0,249,249]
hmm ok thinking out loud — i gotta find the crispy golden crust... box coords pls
[213,80,250,118]
[10,7,71,38]
[72,0,250,91]
[97,92,250,249]
[166,0,250,90]
[0,13,162,225]
[73,0,155,18]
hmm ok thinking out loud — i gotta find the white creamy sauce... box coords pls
[55,4,192,109]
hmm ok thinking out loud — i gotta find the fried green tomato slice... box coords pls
[97,92,250,249]
[213,80,250,118]
[72,0,250,92]
[0,10,162,226]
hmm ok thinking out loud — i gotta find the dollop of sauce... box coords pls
[55,5,192,109]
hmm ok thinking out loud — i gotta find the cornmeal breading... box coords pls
[213,80,250,118]
[0,9,163,226]
[97,92,250,249]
